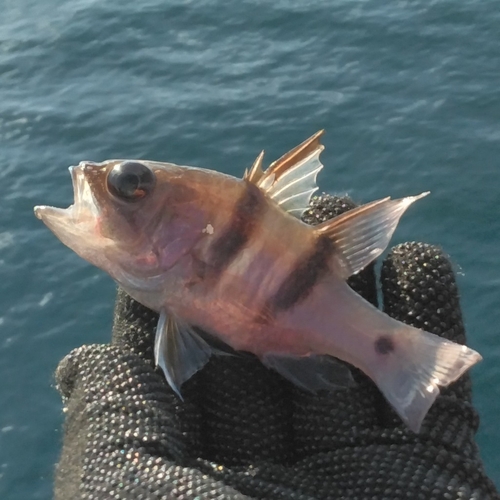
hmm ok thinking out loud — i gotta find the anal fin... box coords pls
[262,353,355,392]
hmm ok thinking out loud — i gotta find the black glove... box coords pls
[54,195,499,500]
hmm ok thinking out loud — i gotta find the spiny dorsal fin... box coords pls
[244,131,325,218]
[267,129,325,178]
[245,150,265,184]
[315,192,429,278]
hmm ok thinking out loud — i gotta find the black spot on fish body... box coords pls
[208,182,265,274]
[270,235,334,312]
[374,336,395,355]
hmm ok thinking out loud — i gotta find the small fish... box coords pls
[34,131,481,432]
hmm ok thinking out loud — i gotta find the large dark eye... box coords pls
[107,161,156,202]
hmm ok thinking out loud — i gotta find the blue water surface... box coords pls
[1,1,499,497]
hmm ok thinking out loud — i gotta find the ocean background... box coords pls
[1,0,499,497]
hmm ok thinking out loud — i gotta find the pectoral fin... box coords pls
[315,193,429,278]
[244,131,325,218]
[262,353,354,392]
[154,309,214,398]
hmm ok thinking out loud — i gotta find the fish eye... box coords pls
[107,161,156,202]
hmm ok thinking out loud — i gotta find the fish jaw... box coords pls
[34,203,97,254]
[34,164,113,269]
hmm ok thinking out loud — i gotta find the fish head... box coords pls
[34,160,206,289]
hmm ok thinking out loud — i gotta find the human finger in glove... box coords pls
[53,193,498,500]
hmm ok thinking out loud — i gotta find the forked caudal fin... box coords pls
[369,323,482,432]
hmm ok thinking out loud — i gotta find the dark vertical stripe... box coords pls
[208,182,265,274]
[269,235,334,312]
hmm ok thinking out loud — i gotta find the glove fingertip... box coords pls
[55,345,106,399]
[381,242,465,343]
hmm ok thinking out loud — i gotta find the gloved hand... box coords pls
[54,195,499,500]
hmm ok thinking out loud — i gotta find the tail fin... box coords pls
[370,325,482,433]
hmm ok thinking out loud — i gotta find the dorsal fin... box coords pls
[245,150,265,184]
[267,130,325,178]
[244,131,325,218]
[315,192,429,278]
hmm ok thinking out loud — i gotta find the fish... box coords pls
[34,130,482,432]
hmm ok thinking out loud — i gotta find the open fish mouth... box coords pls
[71,164,94,212]
[34,163,100,245]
